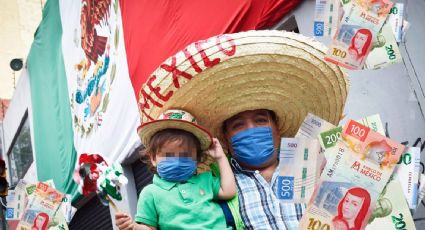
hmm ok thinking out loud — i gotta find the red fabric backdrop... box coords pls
[120,0,301,98]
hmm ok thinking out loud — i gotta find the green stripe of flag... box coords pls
[27,0,77,195]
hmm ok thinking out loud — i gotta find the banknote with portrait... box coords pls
[299,120,404,230]
[17,182,64,230]
[325,0,393,69]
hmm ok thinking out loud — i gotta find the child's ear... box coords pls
[150,154,157,167]
[197,149,205,162]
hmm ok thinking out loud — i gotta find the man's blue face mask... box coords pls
[230,127,275,166]
[157,157,196,182]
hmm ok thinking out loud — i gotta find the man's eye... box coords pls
[255,118,268,123]
[231,122,243,130]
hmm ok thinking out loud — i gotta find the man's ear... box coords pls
[222,135,229,148]
[221,135,234,156]
[271,122,281,149]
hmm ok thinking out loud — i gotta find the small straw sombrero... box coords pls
[137,30,349,145]
[138,109,213,151]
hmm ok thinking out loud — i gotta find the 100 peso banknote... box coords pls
[319,114,385,153]
[17,182,64,230]
[319,115,421,211]
[325,0,393,69]
[299,120,404,230]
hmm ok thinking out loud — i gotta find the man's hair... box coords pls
[222,109,278,135]
[142,128,204,172]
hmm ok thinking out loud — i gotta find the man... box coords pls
[136,31,349,230]
[221,109,304,230]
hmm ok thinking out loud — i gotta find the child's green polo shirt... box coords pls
[135,172,231,229]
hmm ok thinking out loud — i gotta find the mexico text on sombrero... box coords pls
[139,34,236,121]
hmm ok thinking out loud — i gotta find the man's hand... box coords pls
[207,138,226,160]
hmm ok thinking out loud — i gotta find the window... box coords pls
[7,111,33,187]
[270,15,299,33]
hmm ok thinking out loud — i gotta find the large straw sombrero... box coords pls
[137,30,349,144]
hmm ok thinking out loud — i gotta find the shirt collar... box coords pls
[230,158,256,174]
[153,174,196,190]
[231,158,280,183]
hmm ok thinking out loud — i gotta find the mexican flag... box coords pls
[59,0,141,164]
[27,0,141,195]
[26,0,300,195]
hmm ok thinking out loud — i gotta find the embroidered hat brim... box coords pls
[138,119,213,151]
[138,30,349,142]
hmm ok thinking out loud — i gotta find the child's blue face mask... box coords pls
[157,157,196,182]
[230,127,275,166]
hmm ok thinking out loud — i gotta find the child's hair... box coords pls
[142,128,204,172]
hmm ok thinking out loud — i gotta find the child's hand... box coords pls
[207,138,226,160]
[115,212,135,230]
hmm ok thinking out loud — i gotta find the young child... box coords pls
[115,109,236,230]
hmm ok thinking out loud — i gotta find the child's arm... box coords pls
[115,212,157,230]
[207,138,237,200]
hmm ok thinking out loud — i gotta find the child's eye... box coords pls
[180,152,190,157]
[165,152,174,157]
